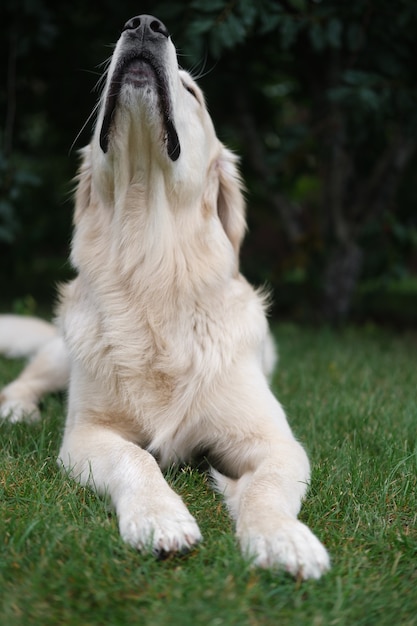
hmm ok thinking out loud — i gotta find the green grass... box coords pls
[1,325,417,625]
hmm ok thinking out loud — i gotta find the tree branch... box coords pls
[320,49,353,246]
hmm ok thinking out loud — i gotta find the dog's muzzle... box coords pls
[99,15,181,161]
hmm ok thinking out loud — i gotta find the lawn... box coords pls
[0,324,416,625]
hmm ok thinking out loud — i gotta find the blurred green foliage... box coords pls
[1,0,417,322]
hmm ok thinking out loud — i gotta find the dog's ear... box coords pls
[74,145,93,221]
[216,147,247,260]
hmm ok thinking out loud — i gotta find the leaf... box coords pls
[343,70,381,87]
[347,22,363,51]
[257,0,283,34]
[187,18,216,37]
[357,87,380,111]
[309,21,326,51]
[236,0,258,29]
[209,13,247,57]
[280,16,301,50]
[327,17,342,48]
[0,200,18,243]
[190,0,226,11]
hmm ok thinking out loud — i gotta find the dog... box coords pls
[0,15,330,579]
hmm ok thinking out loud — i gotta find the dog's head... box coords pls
[78,15,246,261]
[98,15,181,161]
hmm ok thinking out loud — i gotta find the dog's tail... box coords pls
[0,314,58,358]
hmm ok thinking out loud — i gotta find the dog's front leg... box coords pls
[213,433,330,579]
[58,422,202,555]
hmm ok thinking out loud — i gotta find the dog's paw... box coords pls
[238,517,330,580]
[0,394,40,422]
[117,495,202,556]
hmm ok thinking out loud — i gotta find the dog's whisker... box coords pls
[68,100,100,154]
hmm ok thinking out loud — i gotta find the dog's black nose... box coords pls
[122,15,169,39]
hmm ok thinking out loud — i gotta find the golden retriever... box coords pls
[0,15,329,579]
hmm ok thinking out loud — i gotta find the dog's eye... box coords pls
[183,82,199,102]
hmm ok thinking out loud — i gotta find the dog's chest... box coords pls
[63,272,265,425]
[117,308,235,426]
[124,304,234,387]
[66,286,232,398]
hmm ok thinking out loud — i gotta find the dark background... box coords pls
[1,0,417,324]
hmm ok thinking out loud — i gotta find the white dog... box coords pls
[0,15,329,579]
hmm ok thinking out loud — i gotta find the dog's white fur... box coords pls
[0,17,329,579]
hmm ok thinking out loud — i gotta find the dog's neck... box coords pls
[93,124,170,205]
[73,142,235,301]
